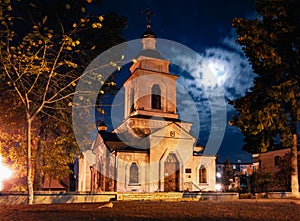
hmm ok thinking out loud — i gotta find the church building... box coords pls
[77,23,217,193]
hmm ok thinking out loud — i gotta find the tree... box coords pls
[223,158,233,191]
[251,170,273,193]
[275,153,292,191]
[230,0,300,198]
[0,0,126,203]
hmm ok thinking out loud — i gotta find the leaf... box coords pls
[64,60,78,68]
[92,23,102,29]
[42,16,48,24]
[98,15,104,21]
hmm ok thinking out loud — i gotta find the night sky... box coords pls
[95,0,258,163]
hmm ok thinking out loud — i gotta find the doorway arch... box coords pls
[164,153,179,192]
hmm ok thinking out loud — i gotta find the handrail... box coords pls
[184,181,202,191]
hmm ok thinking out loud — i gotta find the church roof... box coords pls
[97,120,107,127]
[99,131,149,152]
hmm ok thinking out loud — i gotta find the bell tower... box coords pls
[123,10,178,120]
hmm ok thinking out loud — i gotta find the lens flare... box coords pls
[0,155,13,191]
[215,184,222,191]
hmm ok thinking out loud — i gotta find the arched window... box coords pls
[151,84,161,110]
[129,162,139,184]
[199,166,207,183]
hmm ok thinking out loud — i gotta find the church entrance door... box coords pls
[164,153,179,192]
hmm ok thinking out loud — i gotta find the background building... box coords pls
[252,148,300,192]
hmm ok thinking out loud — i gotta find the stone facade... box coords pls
[78,27,216,193]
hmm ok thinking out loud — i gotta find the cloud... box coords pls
[174,31,255,107]
[203,47,254,100]
[171,33,255,148]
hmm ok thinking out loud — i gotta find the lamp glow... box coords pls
[215,184,222,191]
[0,155,13,191]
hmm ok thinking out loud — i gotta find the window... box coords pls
[199,166,207,183]
[185,168,192,173]
[130,89,135,113]
[151,84,161,109]
[274,156,280,166]
[129,162,139,184]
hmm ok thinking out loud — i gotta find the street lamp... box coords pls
[215,172,222,191]
[0,155,13,191]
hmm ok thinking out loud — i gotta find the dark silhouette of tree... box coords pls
[230,0,300,198]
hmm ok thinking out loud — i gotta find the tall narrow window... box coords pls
[129,162,139,184]
[274,156,280,166]
[199,166,207,183]
[151,84,161,110]
[130,89,135,113]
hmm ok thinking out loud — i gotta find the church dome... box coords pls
[140,28,164,59]
[142,28,156,38]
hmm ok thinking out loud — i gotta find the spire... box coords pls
[144,8,153,30]
[141,8,156,39]
[97,108,107,131]
[140,8,161,58]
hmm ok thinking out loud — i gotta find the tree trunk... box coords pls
[26,113,34,204]
[33,121,47,191]
[291,133,299,198]
[33,139,44,191]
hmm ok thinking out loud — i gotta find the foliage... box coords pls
[0,0,126,199]
[250,170,274,193]
[0,93,28,179]
[230,0,300,152]
[230,0,300,197]
[222,158,233,188]
[275,153,292,191]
